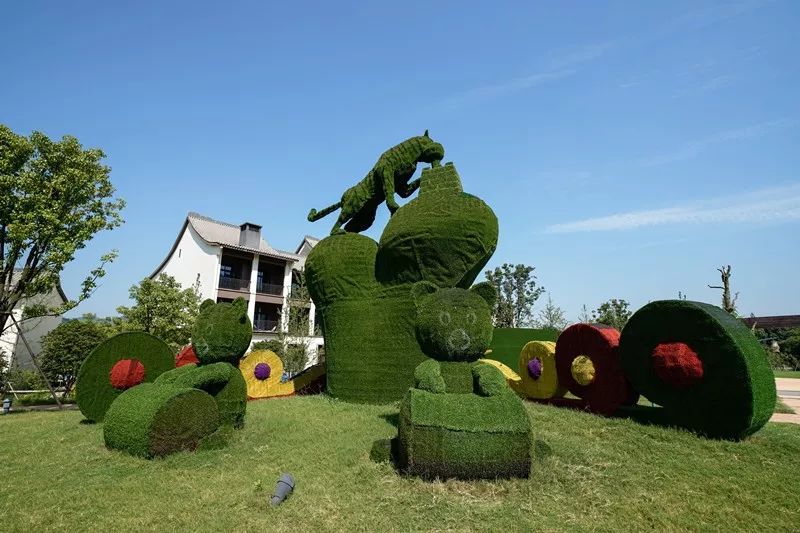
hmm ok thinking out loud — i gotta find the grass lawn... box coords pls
[774,370,800,379]
[1,396,799,532]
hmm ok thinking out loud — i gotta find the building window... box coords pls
[220,264,233,278]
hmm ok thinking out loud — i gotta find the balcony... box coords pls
[256,280,283,296]
[253,318,280,332]
[218,276,250,291]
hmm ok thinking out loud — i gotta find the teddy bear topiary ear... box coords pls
[232,297,248,312]
[470,282,496,309]
[411,281,439,308]
[200,299,215,312]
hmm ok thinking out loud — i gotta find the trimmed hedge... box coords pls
[75,332,174,422]
[619,300,777,439]
[306,163,498,403]
[488,328,560,369]
[397,388,531,479]
[192,297,252,366]
[518,340,566,399]
[155,362,246,428]
[555,323,638,415]
[103,383,220,458]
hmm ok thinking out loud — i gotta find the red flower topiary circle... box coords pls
[109,359,146,390]
[651,342,704,388]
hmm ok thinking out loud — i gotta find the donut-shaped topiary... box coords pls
[555,323,638,415]
[619,300,776,439]
[518,341,566,400]
[75,332,175,422]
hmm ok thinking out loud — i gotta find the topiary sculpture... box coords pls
[619,300,777,439]
[103,298,252,457]
[75,332,174,422]
[518,340,567,400]
[555,323,638,415]
[397,282,532,480]
[306,157,499,403]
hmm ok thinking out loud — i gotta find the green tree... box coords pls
[39,319,108,393]
[591,299,632,330]
[484,263,545,328]
[277,269,312,375]
[534,293,568,331]
[0,125,125,335]
[577,304,591,323]
[708,265,738,316]
[116,273,201,351]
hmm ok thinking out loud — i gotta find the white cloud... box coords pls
[640,119,796,167]
[545,183,800,233]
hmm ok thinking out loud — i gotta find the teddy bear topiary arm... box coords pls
[414,359,446,393]
[472,362,507,397]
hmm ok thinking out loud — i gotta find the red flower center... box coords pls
[109,359,146,390]
[651,342,704,388]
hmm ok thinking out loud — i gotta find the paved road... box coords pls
[771,378,800,425]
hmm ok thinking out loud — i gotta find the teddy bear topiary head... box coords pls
[191,297,253,366]
[412,281,496,362]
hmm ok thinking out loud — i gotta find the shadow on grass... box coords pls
[380,412,399,428]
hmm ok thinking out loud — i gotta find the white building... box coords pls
[0,272,68,371]
[151,212,323,365]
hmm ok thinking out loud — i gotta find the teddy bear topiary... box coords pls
[396,282,533,480]
[104,298,251,458]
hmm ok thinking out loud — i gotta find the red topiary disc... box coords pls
[109,359,146,390]
[651,342,704,388]
[176,345,200,367]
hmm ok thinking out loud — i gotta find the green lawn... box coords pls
[774,370,800,379]
[1,396,799,532]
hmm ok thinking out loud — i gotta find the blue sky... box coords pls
[2,0,798,320]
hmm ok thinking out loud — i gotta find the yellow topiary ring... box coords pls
[571,355,596,386]
[518,341,567,399]
[239,349,294,399]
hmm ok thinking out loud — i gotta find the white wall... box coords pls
[1,288,65,370]
[156,223,220,301]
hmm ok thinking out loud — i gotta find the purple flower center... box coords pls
[527,357,543,380]
[254,362,271,380]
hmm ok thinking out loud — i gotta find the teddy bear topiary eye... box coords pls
[439,311,451,325]
[466,311,477,325]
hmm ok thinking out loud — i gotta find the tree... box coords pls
[534,293,568,331]
[708,265,738,316]
[577,304,591,323]
[277,269,312,375]
[0,125,125,336]
[591,299,632,330]
[39,319,108,393]
[116,273,201,351]
[484,264,545,328]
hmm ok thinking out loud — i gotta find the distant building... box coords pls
[151,212,323,365]
[0,271,68,371]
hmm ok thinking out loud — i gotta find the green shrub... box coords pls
[75,332,174,422]
[39,319,108,394]
[619,300,776,439]
[192,297,252,365]
[103,383,220,458]
[306,163,499,403]
[250,340,284,357]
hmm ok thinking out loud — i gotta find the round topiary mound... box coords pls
[556,323,638,415]
[192,298,253,365]
[103,383,220,458]
[619,300,777,439]
[76,332,175,422]
[517,341,566,399]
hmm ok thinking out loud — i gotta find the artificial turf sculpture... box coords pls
[104,298,252,457]
[619,300,776,439]
[306,136,499,403]
[517,340,567,400]
[239,349,326,399]
[75,332,174,422]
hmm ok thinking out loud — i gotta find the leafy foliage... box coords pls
[591,299,632,330]
[484,264,545,328]
[116,273,201,352]
[0,124,124,335]
[534,293,568,331]
[39,319,108,393]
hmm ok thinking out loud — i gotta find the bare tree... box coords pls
[708,265,738,315]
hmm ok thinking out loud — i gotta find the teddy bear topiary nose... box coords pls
[447,329,471,353]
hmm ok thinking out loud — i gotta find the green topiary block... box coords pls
[619,300,777,439]
[306,163,499,403]
[103,383,220,458]
[192,297,252,366]
[397,389,532,479]
[155,362,247,428]
[75,332,175,422]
